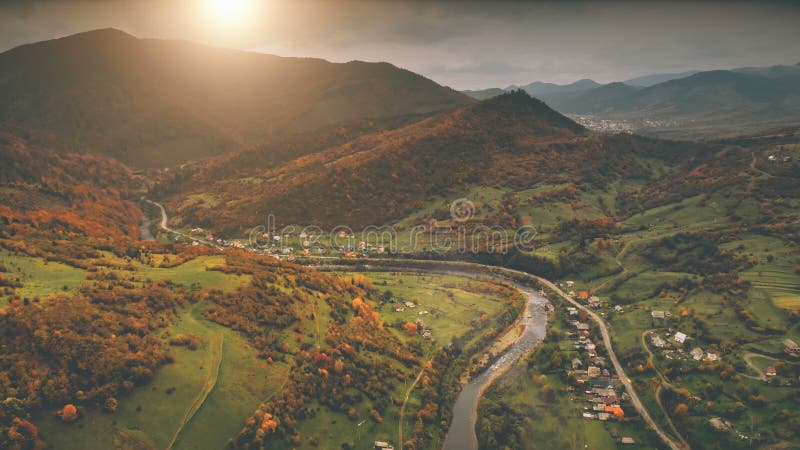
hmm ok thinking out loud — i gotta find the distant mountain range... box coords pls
[463,64,800,138]
[0,29,472,167]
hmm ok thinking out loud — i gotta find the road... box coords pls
[144,202,686,450]
[398,362,429,448]
[641,330,691,450]
[529,274,685,450]
[144,199,219,248]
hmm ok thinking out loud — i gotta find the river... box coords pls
[441,284,549,450]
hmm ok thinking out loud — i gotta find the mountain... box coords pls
[512,79,602,96]
[541,66,800,138]
[463,79,600,103]
[0,29,472,168]
[624,70,699,87]
[462,88,506,100]
[546,82,640,114]
[159,91,708,234]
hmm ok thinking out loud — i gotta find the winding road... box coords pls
[145,200,686,450]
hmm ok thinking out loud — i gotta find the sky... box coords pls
[1,0,799,90]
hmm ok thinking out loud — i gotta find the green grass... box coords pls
[137,255,251,292]
[36,302,286,450]
[0,250,87,305]
[337,271,517,345]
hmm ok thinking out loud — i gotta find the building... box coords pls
[709,417,731,432]
[572,358,583,369]
[690,347,704,360]
[578,291,590,300]
[673,332,687,344]
[621,437,635,445]
[576,323,589,332]
[706,352,719,362]
[651,335,667,348]
[587,366,601,378]
[374,441,395,450]
[766,366,777,376]
[614,305,624,313]
[783,339,800,356]
[604,405,624,417]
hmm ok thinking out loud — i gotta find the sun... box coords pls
[204,0,256,27]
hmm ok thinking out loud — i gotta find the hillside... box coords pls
[0,29,472,168]
[156,91,718,234]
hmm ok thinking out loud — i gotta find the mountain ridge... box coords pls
[0,29,473,168]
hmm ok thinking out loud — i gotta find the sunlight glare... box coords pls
[204,0,256,27]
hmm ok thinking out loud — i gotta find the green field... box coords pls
[36,301,287,450]
[0,250,87,305]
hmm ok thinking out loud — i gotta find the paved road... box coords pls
[144,199,218,248]
[532,275,685,450]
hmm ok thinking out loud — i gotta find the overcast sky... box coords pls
[1,0,799,89]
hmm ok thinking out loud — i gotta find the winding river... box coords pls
[442,284,549,450]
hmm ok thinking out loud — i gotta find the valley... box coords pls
[1,10,800,450]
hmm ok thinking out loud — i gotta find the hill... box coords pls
[623,70,699,87]
[156,91,717,234]
[0,29,472,168]
[462,88,506,100]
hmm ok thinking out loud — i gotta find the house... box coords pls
[394,305,405,312]
[587,366,601,378]
[421,329,433,340]
[706,352,718,362]
[418,310,429,316]
[614,305,624,313]
[783,339,800,356]
[585,342,596,351]
[588,296,601,308]
[597,412,610,421]
[567,307,578,316]
[709,417,731,432]
[673,332,687,344]
[374,441,394,450]
[576,323,589,332]
[690,347,704,360]
[621,437,635,445]
[651,310,666,319]
[766,366,777,376]
[566,281,575,287]
[582,412,596,419]
[404,301,416,308]
[578,291,590,300]
[604,405,624,417]
[651,335,667,348]
[572,358,583,369]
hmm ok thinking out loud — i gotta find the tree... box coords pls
[104,396,118,413]
[59,404,78,422]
